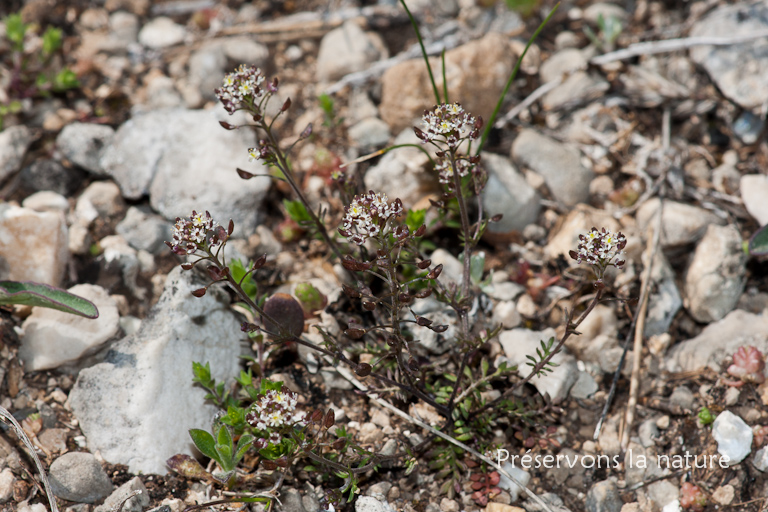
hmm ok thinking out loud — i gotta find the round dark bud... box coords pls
[431,324,449,333]
[181,263,194,270]
[237,168,255,180]
[254,438,268,450]
[362,301,376,311]
[332,438,346,450]
[262,293,305,338]
[416,316,432,326]
[568,250,579,261]
[275,457,290,468]
[413,127,426,141]
[414,225,427,237]
[281,98,292,112]
[398,292,412,304]
[344,328,365,339]
[241,322,258,332]
[219,121,236,130]
[300,123,313,138]
[253,254,268,269]
[417,259,431,269]
[408,358,420,372]
[323,409,335,429]
[227,219,235,235]
[355,362,372,377]
[191,288,207,297]
[490,214,503,223]
[342,284,361,298]
[414,288,432,299]
[312,409,324,422]
[207,265,223,281]
[261,460,277,470]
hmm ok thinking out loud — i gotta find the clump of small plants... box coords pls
[161,2,632,509]
[0,12,79,129]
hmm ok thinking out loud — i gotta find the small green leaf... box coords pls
[4,13,26,50]
[53,68,79,91]
[469,251,485,285]
[192,362,212,385]
[235,433,254,461]
[283,199,312,223]
[0,281,98,318]
[405,209,426,233]
[189,429,219,462]
[749,225,768,256]
[42,27,62,56]
[230,259,258,300]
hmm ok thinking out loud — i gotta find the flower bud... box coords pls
[414,225,427,237]
[181,263,194,271]
[237,168,255,180]
[281,98,292,112]
[416,316,432,326]
[362,301,376,311]
[418,259,431,269]
[275,457,290,468]
[414,288,432,299]
[207,265,224,281]
[345,327,365,339]
[342,284,361,298]
[262,460,277,470]
[431,324,449,333]
[219,121,236,130]
[355,362,372,377]
[227,219,235,236]
[323,409,335,429]
[398,292,412,305]
[490,214,503,223]
[332,438,346,450]
[300,123,313,139]
[408,358,420,372]
[428,264,443,279]
[253,254,267,269]
[312,409,324,422]
[191,288,207,297]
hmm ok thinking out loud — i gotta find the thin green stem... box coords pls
[475,3,560,155]
[441,49,449,103]
[399,0,441,104]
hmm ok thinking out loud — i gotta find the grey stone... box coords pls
[138,17,185,48]
[542,71,609,111]
[690,2,768,111]
[356,496,394,512]
[17,159,84,197]
[638,419,659,448]
[363,129,436,209]
[0,204,68,286]
[220,37,269,65]
[499,328,578,401]
[733,110,764,145]
[19,284,120,371]
[280,489,306,512]
[0,468,14,503]
[753,446,768,472]
[56,123,115,174]
[316,21,385,82]
[109,11,139,46]
[636,198,724,247]
[48,452,113,503]
[497,462,530,502]
[586,480,622,512]
[187,42,228,101]
[101,108,268,236]
[68,267,242,475]
[684,224,746,323]
[348,117,391,151]
[643,247,682,337]
[583,3,629,24]
[712,410,752,465]
[0,125,32,183]
[94,477,150,512]
[669,386,694,411]
[511,129,593,207]
[741,174,768,226]
[22,191,69,213]
[481,152,541,232]
[75,180,125,226]
[667,310,768,373]
[116,206,173,255]
[540,48,588,82]
[570,371,598,399]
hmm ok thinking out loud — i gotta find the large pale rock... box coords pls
[511,129,593,207]
[0,204,68,286]
[363,129,437,208]
[481,152,541,232]
[666,310,768,373]
[499,328,578,402]
[380,33,514,133]
[0,125,32,183]
[636,198,724,247]
[316,21,385,82]
[48,452,113,503]
[684,224,746,323]
[138,17,185,48]
[68,267,242,474]
[741,174,768,226]
[690,2,768,111]
[19,284,119,371]
[101,108,268,236]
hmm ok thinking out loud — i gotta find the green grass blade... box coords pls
[400,0,441,104]
[441,49,449,103]
[475,2,560,155]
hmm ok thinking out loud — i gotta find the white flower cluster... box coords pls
[214,65,266,115]
[435,156,471,186]
[339,191,404,246]
[169,210,219,255]
[420,103,478,147]
[570,227,627,270]
[246,388,304,445]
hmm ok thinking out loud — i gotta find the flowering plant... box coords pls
[569,227,627,283]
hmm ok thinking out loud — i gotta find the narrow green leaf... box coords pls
[0,281,98,318]
[749,225,768,256]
